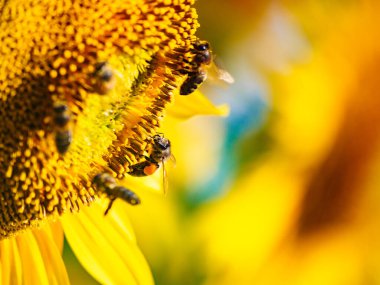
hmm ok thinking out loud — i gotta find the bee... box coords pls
[92,134,173,215]
[129,134,174,194]
[53,103,72,154]
[93,61,117,95]
[92,172,141,215]
[180,40,234,95]
[180,70,208,96]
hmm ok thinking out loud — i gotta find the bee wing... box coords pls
[113,68,124,81]
[207,58,235,85]
[215,66,235,84]
[161,154,176,195]
[161,159,168,195]
[168,153,176,167]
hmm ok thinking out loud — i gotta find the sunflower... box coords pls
[0,0,226,284]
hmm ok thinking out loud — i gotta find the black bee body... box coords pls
[180,41,212,96]
[53,103,72,154]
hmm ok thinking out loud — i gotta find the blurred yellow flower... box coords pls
[191,1,380,285]
[0,0,222,284]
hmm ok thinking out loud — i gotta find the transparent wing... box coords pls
[162,160,168,195]
[161,154,176,195]
[207,58,235,85]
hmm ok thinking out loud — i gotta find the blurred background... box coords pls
[64,1,380,284]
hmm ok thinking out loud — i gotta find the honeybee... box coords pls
[129,134,174,194]
[53,103,72,154]
[92,172,140,215]
[180,40,234,95]
[92,134,172,215]
[93,61,117,95]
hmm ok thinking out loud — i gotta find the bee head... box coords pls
[193,41,212,65]
[194,41,210,51]
[153,134,170,150]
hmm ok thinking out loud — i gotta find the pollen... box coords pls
[0,0,201,239]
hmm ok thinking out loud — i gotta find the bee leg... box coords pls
[104,197,116,216]
[53,102,72,154]
[128,158,155,177]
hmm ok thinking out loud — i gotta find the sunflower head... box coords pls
[0,0,206,238]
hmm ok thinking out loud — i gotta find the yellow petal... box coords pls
[33,227,70,285]
[47,221,65,254]
[0,237,22,285]
[16,231,50,285]
[10,226,69,285]
[167,91,229,119]
[0,227,67,285]
[122,172,163,194]
[62,202,154,285]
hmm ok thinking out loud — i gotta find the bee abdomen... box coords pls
[55,130,72,154]
[53,103,72,154]
[180,71,207,95]
[53,104,70,126]
[114,186,141,205]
